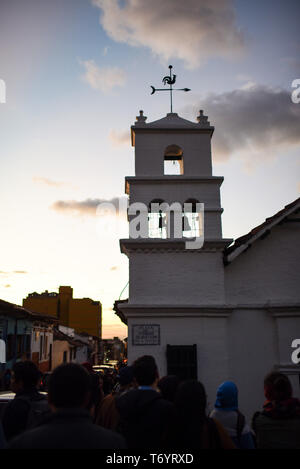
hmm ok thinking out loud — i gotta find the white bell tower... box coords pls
[118,108,232,403]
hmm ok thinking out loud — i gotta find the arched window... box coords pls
[148,199,167,238]
[164,145,184,175]
[182,198,203,238]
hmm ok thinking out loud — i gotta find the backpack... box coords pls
[18,394,51,430]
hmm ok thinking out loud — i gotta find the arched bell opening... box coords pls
[182,198,202,238]
[164,145,184,175]
[148,198,167,238]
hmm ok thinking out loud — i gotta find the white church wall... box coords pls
[134,131,212,176]
[227,308,278,420]
[274,315,300,400]
[225,224,300,304]
[127,315,229,410]
[129,179,222,208]
[129,251,225,305]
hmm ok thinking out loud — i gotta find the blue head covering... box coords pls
[215,381,238,411]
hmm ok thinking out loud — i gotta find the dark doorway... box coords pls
[166,344,197,380]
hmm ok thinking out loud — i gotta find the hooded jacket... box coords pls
[115,388,173,448]
[210,381,255,449]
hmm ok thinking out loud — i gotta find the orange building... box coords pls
[23,286,101,338]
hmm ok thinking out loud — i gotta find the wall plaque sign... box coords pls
[132,324,160,346]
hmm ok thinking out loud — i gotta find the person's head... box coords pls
[81,362,94,374]
[215,381,238,411]
[166,380,207,449]
[174,380,207,420]
[158,375,180,402]
[11,361,40,393]
[132,355,159,386]
[118,366,134,391]
[48,363,91,411]
[264,372,292,402]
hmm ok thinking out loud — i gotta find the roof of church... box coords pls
[147,113,204,129]
[132,111,214,130]
[225,196,300,264]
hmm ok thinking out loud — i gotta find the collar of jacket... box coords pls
[52,408,92,420]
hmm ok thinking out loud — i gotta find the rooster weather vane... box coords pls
[150,65,191,113]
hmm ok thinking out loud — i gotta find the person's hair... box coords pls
[132,355,158,386]
[158,375,180,402]
[164,380,207,449]
[12,361,40,390]
[48,363,91,409]
[264,372,292,401]
[174,380,207,420]
[118,366,134,387]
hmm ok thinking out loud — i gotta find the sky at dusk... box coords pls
[0,0,299,339]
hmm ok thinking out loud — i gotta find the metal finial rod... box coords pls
[150,65,191,113]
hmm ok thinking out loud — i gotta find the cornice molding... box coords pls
[120,238,233,255]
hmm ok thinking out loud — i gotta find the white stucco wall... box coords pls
[127,315,229,411]
[227,308,279,420]
[134,131,213,177]
[225,223,300,304]
[129,251,226,305]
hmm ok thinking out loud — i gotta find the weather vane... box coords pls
[150,65,191,113]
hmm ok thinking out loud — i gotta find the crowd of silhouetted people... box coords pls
[0,356,299,449]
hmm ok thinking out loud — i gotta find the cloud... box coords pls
[186,85,300,163]
[33,177,74,188]
[80,59,126,93]
[108,129,130,147]
[51,197,128,217]
[92,0,245,69]
[280,56,300,72]
[0,270,27,275]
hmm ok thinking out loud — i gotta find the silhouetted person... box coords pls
[252,372,300,449]
[81,362,104,421]
[2,361,49,441]
[158,375,180,403]
[3,369,11,391]
[8,363,126,449]
[210,381,255,449]
[164,380,236,449]
[116,355,173,448]
[96,366,135,430]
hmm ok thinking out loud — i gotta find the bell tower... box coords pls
[118,105,232,399]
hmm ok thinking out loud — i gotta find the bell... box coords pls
[158,211,164,229]
[182,214,191,232]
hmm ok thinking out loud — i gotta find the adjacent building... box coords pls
[23,286,102,339]
[0,299,57,373]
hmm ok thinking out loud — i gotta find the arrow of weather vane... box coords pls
[150,65,191,113]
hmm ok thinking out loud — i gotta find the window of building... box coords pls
[39,335,43,361]
[44,335,48,358]
[6,334,14,361]
[166,344,197,380]
[164,145,184,175]
[148,199,167,238]
[63,350,67,363]
[182,199,203,238]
